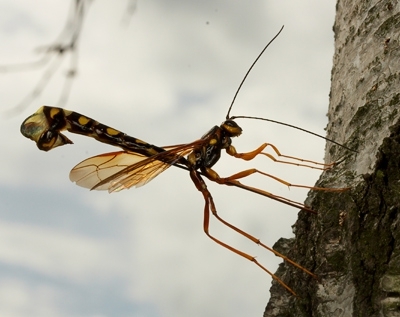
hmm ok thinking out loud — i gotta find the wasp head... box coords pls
[220,119,242,137]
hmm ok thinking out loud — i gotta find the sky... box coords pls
[0,1,336,317]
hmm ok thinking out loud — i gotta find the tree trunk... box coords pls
[264,1,400,316]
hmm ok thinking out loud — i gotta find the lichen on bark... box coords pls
[264,1,400,316]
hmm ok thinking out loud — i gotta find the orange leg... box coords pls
[222,178,317,214]
[227,143,336,170]
[215,168,349,192]
[202,167,348,214]
[190,169,315,296]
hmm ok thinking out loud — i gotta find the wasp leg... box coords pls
[227,143,335,170]
[190,169,316,296]
[216,168,349,193]
[203,167,318,213]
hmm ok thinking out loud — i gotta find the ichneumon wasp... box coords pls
[20,26,350,296]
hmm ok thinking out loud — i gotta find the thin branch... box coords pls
[121,0,138,26]
[2,0,91,117]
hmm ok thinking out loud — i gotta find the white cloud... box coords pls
[0,1,335,316]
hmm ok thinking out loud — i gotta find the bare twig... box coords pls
[3,0,91,117]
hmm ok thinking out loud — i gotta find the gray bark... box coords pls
[264,1,400,316]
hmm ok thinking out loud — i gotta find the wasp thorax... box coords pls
[221,120,242,137]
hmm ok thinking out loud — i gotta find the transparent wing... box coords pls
[69,140,203,193]
[69,151,155,191]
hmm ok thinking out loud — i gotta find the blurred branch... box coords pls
[121,0,138,26]
[3,0,91,117]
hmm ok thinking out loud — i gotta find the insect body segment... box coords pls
[20,106,73,151]
[188,120,241,170]
[20,106,166,157]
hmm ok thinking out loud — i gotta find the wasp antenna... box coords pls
[230,115,358,153]
[226,26,284,120]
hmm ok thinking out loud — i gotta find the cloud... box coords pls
[1,1,335,316]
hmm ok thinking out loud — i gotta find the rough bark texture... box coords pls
[264,1,400,316]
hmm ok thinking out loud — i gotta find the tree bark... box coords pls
[265,1,400,316]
